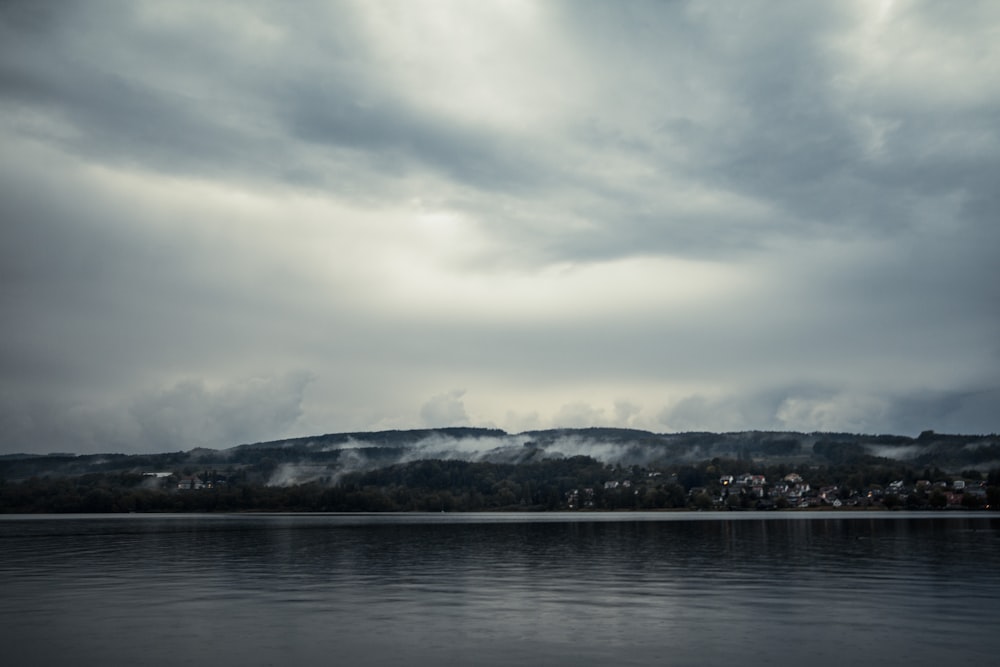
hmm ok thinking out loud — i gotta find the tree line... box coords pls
[2,455,999,513]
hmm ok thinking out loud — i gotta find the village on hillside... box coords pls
[569,469,990,511]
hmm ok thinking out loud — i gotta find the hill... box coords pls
[2,428,998,513]
[2,427,998,485]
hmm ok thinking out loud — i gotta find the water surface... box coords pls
[2,512,998,666]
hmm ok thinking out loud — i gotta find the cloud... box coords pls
[613,400,642,427]
[658,393,788,434]
[656,384,1000,437]
[0,372,313,454]
[554,402,606,429]
[420,390,470,428]
[882,387,1000,436]
[129,372,315,450]
[0,1,998,453]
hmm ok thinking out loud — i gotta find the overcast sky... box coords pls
[2,1,998,454]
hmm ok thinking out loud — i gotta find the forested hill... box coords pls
[2,428,999,513]
[2,427,997,484]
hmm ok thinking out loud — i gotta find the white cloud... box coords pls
[775,393,891,434]
[420,390,470,427]
[554,402,606,429]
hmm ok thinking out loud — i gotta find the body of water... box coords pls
[2,512,998,666]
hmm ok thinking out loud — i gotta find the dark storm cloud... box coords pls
[1,1,997,453]
[657,384,1000,437]
[0,0,559,200]
[545,1,1000,261]
[3,1,995,256]
[0,1,883,259]
[0,5,240,171]
[282,86,553,194]
[884,387,1000,436]
[0,372,313,454]
[0,1,373,193]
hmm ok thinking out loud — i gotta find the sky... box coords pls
[1,0,998,454]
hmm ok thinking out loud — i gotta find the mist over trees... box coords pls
[2,428,998,513]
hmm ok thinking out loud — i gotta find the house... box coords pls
[177,475,205,490]
[734,473,766,487]
[965,484,987,498]
[819,486,840,502]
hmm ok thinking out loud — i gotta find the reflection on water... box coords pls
[2,513,999,666]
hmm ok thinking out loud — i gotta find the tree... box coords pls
[692,491,713,510]
[961,493,982,509]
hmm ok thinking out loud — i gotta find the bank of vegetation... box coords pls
[2,454,998,513]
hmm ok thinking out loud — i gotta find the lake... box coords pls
[1,512,998,666]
